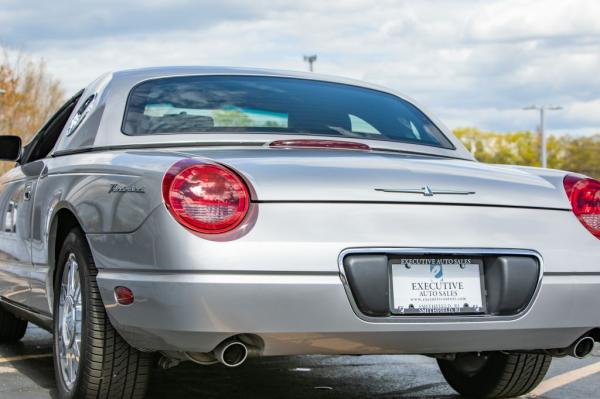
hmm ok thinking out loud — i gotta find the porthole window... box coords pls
[66,94,96,136]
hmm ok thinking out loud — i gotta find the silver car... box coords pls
[0,67,598,399]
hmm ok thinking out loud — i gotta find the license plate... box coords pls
[390,258,485,315]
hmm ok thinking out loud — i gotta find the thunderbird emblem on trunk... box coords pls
[375,186,475,196]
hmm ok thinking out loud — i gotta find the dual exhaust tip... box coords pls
[186,336,260,368]
[213,339,250,367]
[570,336,595,359]
[188,334,597,367]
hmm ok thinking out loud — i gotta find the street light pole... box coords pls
[523,105,562,168]
[303,55,317,72]
[539,107,546,169]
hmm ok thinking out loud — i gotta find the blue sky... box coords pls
[1,0,599,135]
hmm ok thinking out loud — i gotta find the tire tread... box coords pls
[54,228,152,399]
[439,351,552,398]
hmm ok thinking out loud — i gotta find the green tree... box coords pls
[454,128,540,166]
[550,134,600,178]
[213,109,253,127]
[454,127,600,179]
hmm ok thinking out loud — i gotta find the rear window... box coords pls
[122,76,454,149]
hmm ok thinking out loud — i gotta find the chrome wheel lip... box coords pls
[57,253,82,390]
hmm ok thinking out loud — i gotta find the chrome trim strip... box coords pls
[375,187,476,196]
[337,247,544,324]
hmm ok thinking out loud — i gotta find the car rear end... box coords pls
[77,68,600,397]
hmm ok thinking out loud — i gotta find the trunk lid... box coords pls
[177,148,570,209]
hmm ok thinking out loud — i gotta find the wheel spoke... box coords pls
[67,257,76,296]
[66,268,72,296]
[59,334,67,355]
[62,361,69,384]
[75,304,83,325]
[68,352,74,383]
[73,284,81,307]
[73,337,81,360]
[60,285,67,304]
[71,352,78,379]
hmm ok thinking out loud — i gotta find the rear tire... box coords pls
[0,306,27,342]
[53,228,152,399]
[438,352,551,398]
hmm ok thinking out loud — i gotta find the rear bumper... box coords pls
[97,270,600,356]
[91,203,600,355]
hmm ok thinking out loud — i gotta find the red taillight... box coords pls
[564,175,600,239]
[269,139,370,151]
[162,160,250,234]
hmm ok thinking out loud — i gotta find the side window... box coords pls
[20,91,83,164]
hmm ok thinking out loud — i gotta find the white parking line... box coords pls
[531,361,600,396]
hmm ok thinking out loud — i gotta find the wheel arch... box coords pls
[47,204,87,311]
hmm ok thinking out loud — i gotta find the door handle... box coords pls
[24,184,32,201]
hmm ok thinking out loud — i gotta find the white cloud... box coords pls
[1,0,599,135]
[467,0,600,42]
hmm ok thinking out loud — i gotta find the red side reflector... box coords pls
[269,139,370,151]
[114,286,134,305]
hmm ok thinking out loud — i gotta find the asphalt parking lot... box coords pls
[2,326,600,398]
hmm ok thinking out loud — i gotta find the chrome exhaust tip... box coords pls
[570,336,595,359]
[213,340,249,367]
[185,335,262,367]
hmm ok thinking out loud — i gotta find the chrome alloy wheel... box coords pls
[57,253,82,390]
